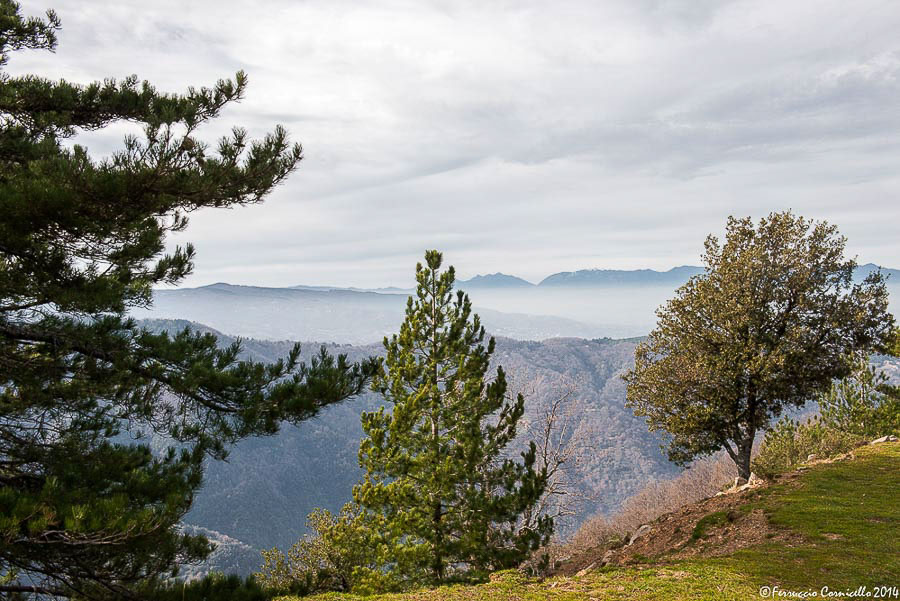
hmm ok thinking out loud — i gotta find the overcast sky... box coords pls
[13,0,900,287]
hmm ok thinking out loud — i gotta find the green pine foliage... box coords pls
[624,212,894,480]
[140,572,269,601]
[0,3,374,597]
[818,360,900,438]
[351,250,552,588]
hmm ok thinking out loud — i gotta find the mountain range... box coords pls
[473,263,899,288]
[135,264,899,345]
[297,263,898,292]
[135,283,613,344]
[459,273,535,288]
[536,265,705,287]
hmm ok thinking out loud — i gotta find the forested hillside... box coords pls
[139,320,678,577]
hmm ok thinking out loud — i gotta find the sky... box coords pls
[13,0,900,287]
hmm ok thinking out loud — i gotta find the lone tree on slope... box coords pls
[623,211,893,480]
[0,3,374,597]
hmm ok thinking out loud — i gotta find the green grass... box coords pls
[690,509,736,541]
[283,442,900,601]
[290,567,758,601]
[709,442,900,590]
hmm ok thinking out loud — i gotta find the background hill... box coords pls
[135,284,609,344]
[538,266,705,287]
[459,273,536,288]
[853,263,900,282]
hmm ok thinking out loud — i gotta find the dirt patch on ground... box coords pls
[557,474,805,577]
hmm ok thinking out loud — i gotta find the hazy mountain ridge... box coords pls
[467,263,896,288]
[853,263,900,281]
[139,263,900,345]
[177,525,260,581]
[135,284,612,344]
[538,266,705,287]
[459,273,535,288]
[217,263,899,296]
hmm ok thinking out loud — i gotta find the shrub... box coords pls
[255,504,399,596]
[257,505,357,595]
[143,573,269,601]
[751,416,864,479]
[567,453,736,556]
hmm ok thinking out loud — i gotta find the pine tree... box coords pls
[353,251,551,586]
[818,360,899,438]
[0,3,374,597]
[624,212,894,480]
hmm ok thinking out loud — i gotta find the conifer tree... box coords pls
[818,360,899,438]
[0,3,374,597]
[354,251,551,586]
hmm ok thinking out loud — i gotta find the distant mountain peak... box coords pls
[854,263,899,280]
[459,273,535,288]
[539,266,705,287]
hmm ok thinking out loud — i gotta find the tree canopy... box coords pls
[0,3,374,597]
[624,212,894,479]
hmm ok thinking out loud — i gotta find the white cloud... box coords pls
[13,0,900,286]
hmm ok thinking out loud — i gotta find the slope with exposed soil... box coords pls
[558,470,805,575]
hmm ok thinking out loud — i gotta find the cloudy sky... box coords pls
[13,0,900,287]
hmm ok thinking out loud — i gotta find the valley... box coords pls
[139,320,677,578]
[139,264,900,578]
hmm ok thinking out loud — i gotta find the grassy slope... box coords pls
[288,442,900,601]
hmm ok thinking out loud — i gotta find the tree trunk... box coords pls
[736,430,755,481]
[428,269,444,583]
[432,501,444,582]
[725,433,754,481]
[736,444,752,481]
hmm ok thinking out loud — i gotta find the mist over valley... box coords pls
[135,264,900,344]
